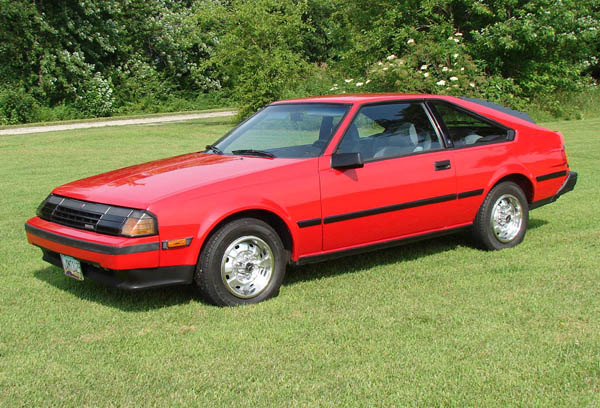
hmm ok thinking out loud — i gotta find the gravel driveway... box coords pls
[0,111,237,136]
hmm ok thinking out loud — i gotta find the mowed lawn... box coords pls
[0,116,598,407]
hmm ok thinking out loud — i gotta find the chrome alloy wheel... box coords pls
[490,194,523,243]
[220,235,274,298]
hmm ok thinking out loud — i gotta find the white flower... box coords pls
[365,79,371,84]
[455,32,463,37]
[442,66,449,72]
[382,67,388,71]
[453,38,460,43]
[333,84,338,86]
[469,82,476,87]
[407,38,415,45]
[450,76,458,81]
[377,61,383,66]
[453,53,459,59]
[344,79,353,83]
[329,87,337,91]
[420,64,428,70]
[448,36,454,40]
[460,67,465,71]
[423,72,430,78]
[356,82,364,86]
[386,54,397,60]
[436,80,446,86]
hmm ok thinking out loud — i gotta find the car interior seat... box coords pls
[373,122,418,158]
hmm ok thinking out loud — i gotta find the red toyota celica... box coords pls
[25,94,577,306]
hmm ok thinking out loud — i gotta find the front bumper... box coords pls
[25,217,194,290]
[40,248,194,290]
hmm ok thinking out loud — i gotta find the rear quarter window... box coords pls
[430,102,513,147]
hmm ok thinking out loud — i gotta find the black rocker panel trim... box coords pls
[295,226,470,265]
[25,224,159,255]
[536,170,567,182]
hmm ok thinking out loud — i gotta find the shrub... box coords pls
[330,30,527,110]
[203,0,313,119]
[74,73,115,117]
[0,88,40,125]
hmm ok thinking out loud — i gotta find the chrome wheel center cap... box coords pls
[221,236,275,299]
[490,193,523,243]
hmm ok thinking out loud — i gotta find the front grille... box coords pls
[38,195,135,236]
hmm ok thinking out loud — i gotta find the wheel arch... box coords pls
[489,173,535,203]
[197,209,295,265]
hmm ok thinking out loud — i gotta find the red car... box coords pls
[25,94,577,306]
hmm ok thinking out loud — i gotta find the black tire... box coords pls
[472,182,529,250]
[195,218,286,306]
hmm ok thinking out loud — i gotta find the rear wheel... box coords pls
[195,218,286,306]
[472,182,529,250]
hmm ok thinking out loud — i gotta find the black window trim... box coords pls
[425,100,516,150]
[331,99,448,166]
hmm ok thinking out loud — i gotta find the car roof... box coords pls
[274,93,444,104]
[273,93,540,128]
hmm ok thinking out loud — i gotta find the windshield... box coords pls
[213,103,350,158]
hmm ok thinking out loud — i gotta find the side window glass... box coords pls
[337,103,442,160]
[432,102,510,147]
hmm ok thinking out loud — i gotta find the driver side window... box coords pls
[336,102,442,160]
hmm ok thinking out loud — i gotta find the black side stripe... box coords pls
[458,189,484,199]
[323,193,457,224]
[536,170,567,182]
[297,189,485,227]
[297,218,321,228]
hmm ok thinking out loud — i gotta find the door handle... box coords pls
[434,160,451,171]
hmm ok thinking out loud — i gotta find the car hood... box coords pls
[53,153,307,209]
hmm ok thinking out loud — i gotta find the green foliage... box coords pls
[200,0,314,119]
[0,88,40,125]
[468,0,599,96]
[0,0,598,122]
[74,73,115,117]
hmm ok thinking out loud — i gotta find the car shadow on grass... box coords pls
[33,217,549,309]
[285,217,549,285]
[33,266,200,311]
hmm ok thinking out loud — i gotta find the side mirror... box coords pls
[331,152,364,170]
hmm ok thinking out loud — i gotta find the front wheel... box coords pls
[195,218,286,306]
[472,182,529,250]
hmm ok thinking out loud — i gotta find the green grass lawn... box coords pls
[1,116,598,407]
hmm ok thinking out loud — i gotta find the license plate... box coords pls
[60,254,84,281]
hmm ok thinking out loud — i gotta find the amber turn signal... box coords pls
[166,238,187,248]
[161,237,193,250]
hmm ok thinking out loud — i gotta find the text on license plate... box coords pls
[60,254,84,281]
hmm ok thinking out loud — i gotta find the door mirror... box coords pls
[331,152,364,170]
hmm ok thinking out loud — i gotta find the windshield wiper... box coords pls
[231,149,275,158]
[205,144,223,155]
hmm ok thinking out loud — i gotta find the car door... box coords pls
[319,101,458,252]
[427,101,516,225]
